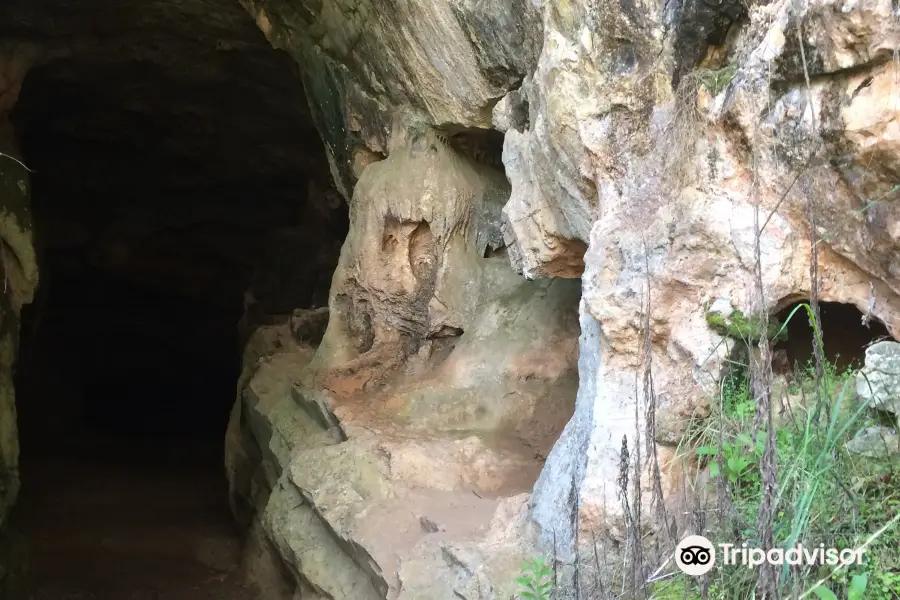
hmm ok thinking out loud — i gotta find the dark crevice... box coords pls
[3,3,348,597]
[671,0,747,88]
[773,300,894,375]
[435,126,506,169]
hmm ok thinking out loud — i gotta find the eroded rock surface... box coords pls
[858,341,900,415]
[238,0,542,195]
[4,0,900,597]
[228,0,900,595]
[226,315,560,599]
[226,117,581,597]
[846,424,900,458]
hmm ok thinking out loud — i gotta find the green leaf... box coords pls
[728,456,750,473]
[811,586,838,600]
[736,433,753,446]
[709,462,721,477]
[848,573,868,600]
[696,446,720,456]
[756,432,766,454]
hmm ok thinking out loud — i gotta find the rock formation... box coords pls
[0,43,39,530]
[225,118,582,597]
[3,0,900,597]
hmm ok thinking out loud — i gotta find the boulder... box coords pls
[846,425,900,458]
[857,341,900,415]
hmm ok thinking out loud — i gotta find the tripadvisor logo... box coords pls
[674,535,866,576]
[675,535,716,576]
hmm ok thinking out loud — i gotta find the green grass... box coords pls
[511,301,900,599]
[656,311,900,599]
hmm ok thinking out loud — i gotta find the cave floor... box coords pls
[15,437,256,600]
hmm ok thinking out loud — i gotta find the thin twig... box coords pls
[760,169,804,235]
[0,152,34,173]
[591,530,607,599]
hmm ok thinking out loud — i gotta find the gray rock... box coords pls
[857,341,900,415]
[492,88,529,134]
[846,425,900,458]
[708,297,734,319]
[530,307,600,564]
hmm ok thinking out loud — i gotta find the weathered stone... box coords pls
[240,0,542,129]
[491,87,529,134]
[311,114,516,392]
[227,124,581,592]
[846,424,900,458]
[857,341,900,415]
[289,307,330,344]
[225,0,900,592]
[526,0,900,569]
[236,0,541,196]
[9,0,900,596]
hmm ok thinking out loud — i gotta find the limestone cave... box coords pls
[3,1,900,599]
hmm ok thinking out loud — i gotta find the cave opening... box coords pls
[773,300,894,374]
[2,9,347,597]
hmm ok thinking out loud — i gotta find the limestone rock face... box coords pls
[527,0,900,563]
[858,341,900,415]
[237,0,900,580]
[227,0,900,594]
[3,0,900,596]
[226,116,581,597]
[237,0,542,194]
[226,317,561,599]
[846,424,900,458]
[224,48,581,598]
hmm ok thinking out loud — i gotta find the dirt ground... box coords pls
[12,437,257,600]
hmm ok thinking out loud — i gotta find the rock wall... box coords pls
[230,0,900,595]
[226,115,582,598]
[0,44,38,530]
[532,0,900,560]
[222,8,586,593]
[0,0,899,597]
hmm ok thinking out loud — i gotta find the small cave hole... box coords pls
[483,244,507,259]
[772,300,894,375]
[435,126,505,170]
[408,221,435,282]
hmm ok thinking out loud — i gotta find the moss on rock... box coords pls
[705,308,787,344]
[696,65,737,96]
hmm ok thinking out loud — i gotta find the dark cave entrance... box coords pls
[15,268,244,448]
[2,9,348,597]
[773,300,894,374]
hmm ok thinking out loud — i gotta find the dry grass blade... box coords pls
[0,152,34,172]
[751,141,779,600]
[641,241,675,545]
